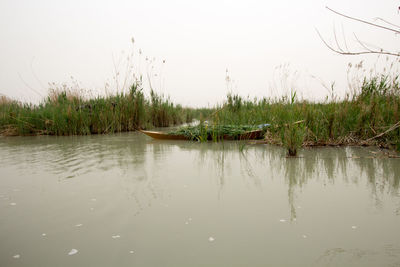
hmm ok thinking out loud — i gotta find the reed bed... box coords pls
[0,83,198,136]
[213,74,400,154]
[1,74,399,155]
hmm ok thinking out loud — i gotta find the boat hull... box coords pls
[139,130,188,140]
[139,129,264,141]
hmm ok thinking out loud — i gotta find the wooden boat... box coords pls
[139,129,264,141]
[139,130,188,140]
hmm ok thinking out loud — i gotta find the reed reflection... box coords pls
[167,142,400,220]
[1,134,399,217]
[281,147,400,220]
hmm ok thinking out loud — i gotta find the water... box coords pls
[0,132,399,266]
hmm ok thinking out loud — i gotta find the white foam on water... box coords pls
[10,202,16,206]
[351,226,357,229]
[302,235,308,238]
[129,251,134,254]
[13,254,20,259]
[112,235,121,239]
[279,219,286,223]
[42,233,47,237]
[91,198,96,202]
[68,249,78,256]
[208,237,215,242]
[75,224,83,227]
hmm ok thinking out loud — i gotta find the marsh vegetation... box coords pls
[0,82,203,136]
[213,74,400,155]
[1,72,399,155]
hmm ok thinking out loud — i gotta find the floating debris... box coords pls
[75,224,83,227]
[112,235,121,239]
[208,237,215,242]
[13,254,20,259]
[279,219,286,223]
[68,249,78,256]
[10,202,16,206]
[351,226,358,229]
[185,218,193,225]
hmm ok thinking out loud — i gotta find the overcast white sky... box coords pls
[0,0,398,106]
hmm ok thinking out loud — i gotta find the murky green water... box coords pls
[0,132,399,267]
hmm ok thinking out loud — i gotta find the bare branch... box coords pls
[316,29,400,57]
[326,6,400,35]
[333,24,344,52]
[353,33,374,52]
[341,23,350,52]
[317,7,400,57]
[374,17,400,30]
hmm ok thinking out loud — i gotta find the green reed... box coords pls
[0,81,198,136]
[1,74,399,155]
[213,74,400,154]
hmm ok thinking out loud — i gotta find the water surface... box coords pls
[0,132,399,266]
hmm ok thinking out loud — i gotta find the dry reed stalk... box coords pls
[0,95,12,105]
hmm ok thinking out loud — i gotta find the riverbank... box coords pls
[1,75,399,153]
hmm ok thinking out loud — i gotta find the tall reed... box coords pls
[2,74,399,154]
[0,81,199,136]
[213,74,400,153]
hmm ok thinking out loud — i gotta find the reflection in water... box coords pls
[0,133,399,266]
[280,147,400,220]
[1,134,399,216]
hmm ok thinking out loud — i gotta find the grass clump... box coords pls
[281,121,306,157]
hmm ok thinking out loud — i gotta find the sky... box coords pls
[0,0,398,107]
